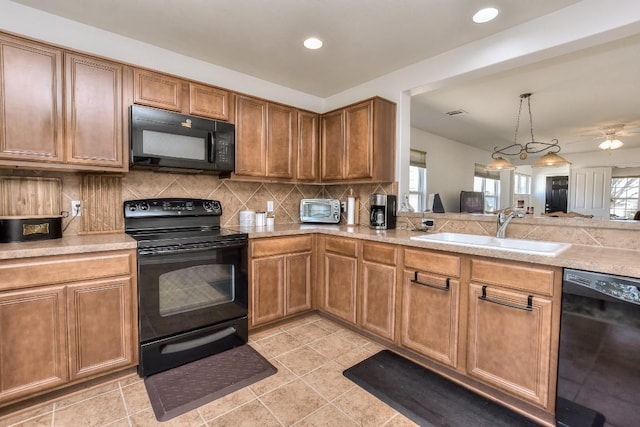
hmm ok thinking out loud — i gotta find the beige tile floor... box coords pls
[1,314,419,427]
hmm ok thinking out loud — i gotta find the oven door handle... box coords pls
[159,326,236,354]
[138,241,247,257]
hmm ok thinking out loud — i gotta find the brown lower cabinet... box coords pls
[359,242,398,341]
[401,248,461,368]
[0,250,137,406]
[467,283,553,407]
[466,258,560,410]
[320,236,358,324]
[250,235,313,327]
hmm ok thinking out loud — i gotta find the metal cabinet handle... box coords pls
[479,285,532,311]
[411,272,450,291]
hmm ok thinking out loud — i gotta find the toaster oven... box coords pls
[300,199,341,223]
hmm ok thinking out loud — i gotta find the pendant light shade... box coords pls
[532,151,571,168]
[486,156,516,171]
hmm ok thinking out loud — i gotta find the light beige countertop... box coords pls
[243,224,640,278]
[1,225,637,278]
[0,233,137,260]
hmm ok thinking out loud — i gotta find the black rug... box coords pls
[343,350,541,427]
[144,345,276,421]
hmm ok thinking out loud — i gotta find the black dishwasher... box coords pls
[557,269,640,427]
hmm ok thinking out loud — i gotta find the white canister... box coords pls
[239,210,255,227]
[255,212,266,227]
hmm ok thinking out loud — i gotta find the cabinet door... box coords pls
[0,286,68,402]
[235,95,267,177]
[266,103,296,179]
[286,252,312,315]
[467,283,553,408]
[0,34,63,163]
[344,100,373,179]
[189,82,230,121]
[323,252,357,324]
[297,111,319,181]
[401,271,459,368]
[133,69,182,111]
[250,256,285,327]
[64,53,125,169]
[361,261,396,340]
[320,109,345,181]
[67,278,135,380]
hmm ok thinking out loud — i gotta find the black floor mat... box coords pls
[343,350,541,427]
[144,345,276,421]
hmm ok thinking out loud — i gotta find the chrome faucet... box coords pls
[496,207,524,238]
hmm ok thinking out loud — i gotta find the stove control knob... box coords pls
[127,204,137,212]
[139,202,150,211]
[212,201,221,211]
[202,200,213,211]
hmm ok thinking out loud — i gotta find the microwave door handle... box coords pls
[208,132,216,164]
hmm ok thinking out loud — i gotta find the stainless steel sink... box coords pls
[410,232,571,256]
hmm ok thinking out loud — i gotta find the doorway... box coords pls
[545,176,568,213]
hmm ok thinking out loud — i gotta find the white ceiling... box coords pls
[410,32,640,156]
[8,0,639,158]
[9,0,579,97]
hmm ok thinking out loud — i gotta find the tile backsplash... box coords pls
[0,169,396,233]
[5,169,639,251]
[122,171,396,227]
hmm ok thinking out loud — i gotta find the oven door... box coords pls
[137,242,248,376]
[137,243,248,344]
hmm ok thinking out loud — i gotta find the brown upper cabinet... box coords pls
[0,33,129,172]
[234,95,297,179]
[321,97,396,182]
[297,111,320,181]
[133,68,232,121]
[0,34,63,164]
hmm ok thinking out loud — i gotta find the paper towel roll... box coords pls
[347,196,355,225]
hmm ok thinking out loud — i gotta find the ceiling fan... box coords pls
[572,123,640,150]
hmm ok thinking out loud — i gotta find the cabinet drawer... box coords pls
[252,235,313,258]
[404,248,460,278]
[325,237,358,258]
[363,242,397,266]
[470,258,556,296]
[0,251,134,292]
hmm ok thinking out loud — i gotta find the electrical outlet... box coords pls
[71,200,81,217]
[266,200,274,212]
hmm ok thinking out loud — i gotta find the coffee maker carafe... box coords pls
[369,194,397,230]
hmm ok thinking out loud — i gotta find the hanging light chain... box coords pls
[525,93,535,143]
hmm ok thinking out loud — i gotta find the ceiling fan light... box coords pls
[486,157,516,171]
[532,152,571,168]
[599,138,623,150]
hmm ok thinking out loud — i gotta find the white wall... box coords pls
[411,128,492,213]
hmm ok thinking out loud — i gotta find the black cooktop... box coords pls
[124,198,247,250]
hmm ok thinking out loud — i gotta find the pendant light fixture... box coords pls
[486,93,571,171]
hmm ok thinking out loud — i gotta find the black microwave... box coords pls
[130,105,235,174]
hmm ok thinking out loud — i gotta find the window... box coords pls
[610,177,639,219]
[474,164,501,212]
[409,149,427,211]
[514,173,531,195]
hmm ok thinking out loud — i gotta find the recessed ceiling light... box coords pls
[473,7,499,23]
[303,37,323,50]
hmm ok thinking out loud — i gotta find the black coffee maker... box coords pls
[369,194,397,230]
